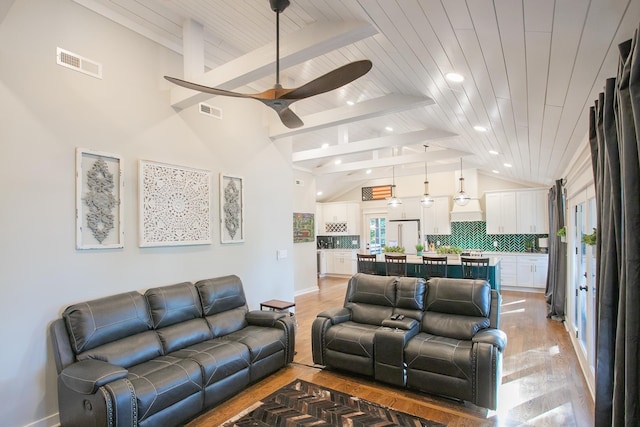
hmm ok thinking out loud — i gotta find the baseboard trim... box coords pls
[295,286,318,296]
[23,412,59,427]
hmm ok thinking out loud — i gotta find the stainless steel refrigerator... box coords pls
[386,220,420,254]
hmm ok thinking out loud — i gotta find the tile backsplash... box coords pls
[317,235,360,249]
[425,221,548,252]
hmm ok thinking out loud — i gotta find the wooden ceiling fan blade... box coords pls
[277,107,304,128]
[282,60,372,100]
[164,76,253,99]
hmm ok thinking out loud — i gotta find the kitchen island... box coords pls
[368,254,501,291]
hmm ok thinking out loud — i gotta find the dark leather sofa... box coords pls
[311,273,506,410]
[49,275,295,427]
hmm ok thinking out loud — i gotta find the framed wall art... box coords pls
[293,213,315,243]
[139,160,212,247]
[76,148,124,249]
[220,174,244,243]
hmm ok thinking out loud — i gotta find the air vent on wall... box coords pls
[56,47,102,79]
[199,102,222,119]
[295,179,304,186]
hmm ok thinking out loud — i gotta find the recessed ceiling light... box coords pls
[492,170,500,174]
[366,169,372,174]
[317,191,323,196]
[489,150,499,155]
[474,125,487,132]
[321,143,329,149]
[385,126,394,132]
[334,159,342,165]
[445,72,464,83]
[346,100,355,106]
[504,163,512,168]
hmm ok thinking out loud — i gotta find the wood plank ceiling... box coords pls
[73,0,639,200]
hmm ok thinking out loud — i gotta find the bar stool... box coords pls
[357,253,378,275]
[461,257,490,280]
[422,255,448,280]
[384,254,407,277]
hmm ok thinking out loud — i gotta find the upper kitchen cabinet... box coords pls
[485,191,517,234]
[318,202,360,235]
[422,196,451,235]
[516,190,549,234]
[387,196,422,221]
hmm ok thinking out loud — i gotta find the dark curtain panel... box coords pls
[545,180,565,320]
[592,27,640,426]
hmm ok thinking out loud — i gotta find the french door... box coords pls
[569,189,596,386]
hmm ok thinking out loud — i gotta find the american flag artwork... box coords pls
[362,185,393,201]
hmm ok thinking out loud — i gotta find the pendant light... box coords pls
[387,166,402,208]
[420,145,434,208]
[453,157,471,206]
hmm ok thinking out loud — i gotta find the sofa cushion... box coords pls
[76,330,163,369]
[324,321,380,359]
[145,282,203,328]
[170,339,250,387]
[63,292,153,354]
[223,325,286,363]
[405,332,473,381]
[127,355,203,422]
[195,276,247,316]
[395,277,426,320]
[422,312,490,340]
[345,274,395,325]
[155,318,213,354]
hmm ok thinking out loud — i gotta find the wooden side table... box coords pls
[260,299,295,311]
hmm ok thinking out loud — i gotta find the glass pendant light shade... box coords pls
[420,180,434,207]
[387,166,402,208]
[420,145,434,207]
[454,157,471,206]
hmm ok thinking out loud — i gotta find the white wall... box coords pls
[293,169,318,295]
[0,1,295,426]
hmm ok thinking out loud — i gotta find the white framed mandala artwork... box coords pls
[76,148,124,249]
[220,174,244,243]
[139,160,212,247]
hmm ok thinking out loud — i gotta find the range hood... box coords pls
[450,168,484,222]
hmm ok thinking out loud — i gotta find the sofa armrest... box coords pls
[381,317,418,331]
[246,310,287,327]
[473,329,507,352]
[60,359,128,394]
[316,307,351,324]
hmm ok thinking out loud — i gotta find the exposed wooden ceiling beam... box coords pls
[313,148,470,175]
[169,20,377,109]
[291,128,457,162]
[269,94,436,139]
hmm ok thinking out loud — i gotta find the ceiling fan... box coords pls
[164,0,372,129]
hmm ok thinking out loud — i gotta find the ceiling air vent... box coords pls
[199,102,222,119]
[56,47,102,79]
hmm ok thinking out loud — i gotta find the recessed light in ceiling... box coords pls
[317,191,323,196]
[321,143,329,149]
[489,150,499,155]
[346,100,355,106]
[504,163,512,168]
[445,72,464,83]
[474,125,487,132]
[366,169,372,174]
[334,159,342,165]
[492,170,500,174]
[385,126,393,132]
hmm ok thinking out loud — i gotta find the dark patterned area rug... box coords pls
[220,379,445,427]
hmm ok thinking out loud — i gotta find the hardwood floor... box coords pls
[187,276,594,426]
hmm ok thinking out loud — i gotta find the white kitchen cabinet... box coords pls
[387,197,422,220]
[516,254,548,289]
[319,202,360,235]
[499,254,518,288]
[516,190,549,234]
[422,196,451,235]
[326,250,357,275]
[485,192,517,234]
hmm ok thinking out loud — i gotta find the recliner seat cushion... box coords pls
[324,321,379,358]
[127,355,203,422]
[222,325,286,363]
[170,339,250,386]
[404,332,472,380]
[345,274,396,324]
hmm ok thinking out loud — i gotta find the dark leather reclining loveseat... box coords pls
[311,273,506,410]
[50,275,295,427]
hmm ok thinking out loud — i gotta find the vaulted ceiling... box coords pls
[72,0,639,200]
